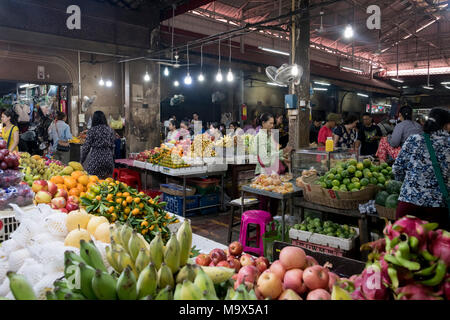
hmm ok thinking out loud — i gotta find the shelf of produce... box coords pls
[114,159,135,166]
[133,160,148,169]
[241,184,303,200]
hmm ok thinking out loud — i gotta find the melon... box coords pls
[64,228,91,248]
[87,216,109,235]
[375,191,389,206]
[385,194,399,209]
[386,180,402,195]
[93,222,111,243]
[66,210,91,232]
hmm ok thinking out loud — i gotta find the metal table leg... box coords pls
[183,176,186,218]
[281,199,286,242]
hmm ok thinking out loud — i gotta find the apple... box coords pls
[306,288,331,300]
[209,261,216,267]
[240,254,255,267]
[227,257,241,273]
[228,241,243,256]
[195,253,212,266]
[35,191,52,204]
[66,201,79,212]
[209,248,227,265]
[303,265,329,291]
[328,272,340,292]
[283,268,307,295]
[256,271,283,300]
[269,260,286,280]
[32,180,48,193]
[55,188,68,199]
[255,256,269,273]
[68,196,79,204]
[278,289,303,300]
[47,181,58,196]
[279,246,306,270]
[51,197,67,209]
[304,255,319,268]
[59,208,68,214]
[216,261,231,268]
[255,288,264,300]
[234,265,259,290]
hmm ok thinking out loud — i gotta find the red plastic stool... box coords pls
[239,210,273,256]
[117,174,142,191]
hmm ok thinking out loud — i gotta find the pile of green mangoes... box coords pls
[293,217,357,239]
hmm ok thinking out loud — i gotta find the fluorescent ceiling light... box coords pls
[441,81,450,85]
[267,82,287,87]
[226,69,234,82]
[403,34,412,40]
[416,19,438,33]
[422,85,434,90]
[391,78,404,83]
[357,93,369,97]
[341,66,363,73]
[19,84,30,88]
[313,87,328,91]
[98,78,105,86]
[444,85,450,90]
[314,81,330,86]
[386,67,450,76]
[258,46,290,56]
[402,86,409,89]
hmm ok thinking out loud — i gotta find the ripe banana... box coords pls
[179,280,204,300]
[128,230,142,261]
[194,267,217,299]
[7,272,37,300]
[105,246,120,272]
[78,262,97,300]
[110,223,122,244]
[157,262,175,289]
[154,285,173,300]
[176,220,192,267]
[80,240,108,273]
[117,251,138,278]
[91,269,118,300]
[135,248,151,274]
[200,266,235,284]
[137,263,158,299]
[120,224,133,252]
[164,233,180,274]
[116,267,138,300]
[176,264,197,284]
[173,283,182,300]
[149,233,164,270]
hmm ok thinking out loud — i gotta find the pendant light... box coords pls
[143,64,151,82]
[174,80,180,87]
[216,38,223,82]
[198,45,205,82]
[184,44,192,85]
[226,37,234,82]
[163,66,170,77]
[98,64,105,86]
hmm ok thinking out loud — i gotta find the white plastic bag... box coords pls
[44,212,68,237]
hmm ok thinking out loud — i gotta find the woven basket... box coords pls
[376,204,397,220]
[160,185,196,197]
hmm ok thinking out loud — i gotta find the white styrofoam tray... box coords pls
[289,227,359,251]
[133,160,148,169]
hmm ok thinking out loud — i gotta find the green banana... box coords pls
[176,220,192,267]
[419,261,446,286]
[110,223,122,244]
[200,266,235,284]
[78,262,97,300]
[163,233,181,274]
[157,262,175,289]
[64,250,86,265]
[137,263,158,299]
[149,233,164,270]
[225,288,236,300]
[80,240,108,273]
[414,262,438,277]
[394,250,421,271]
[176,264,197,284]
[64,292,87,300]
[105,245,120,272]
[7,272,37,300]
[91,269,118,300]
[120,224,133,252]
[45,290,57,300]
[64,258,79,281]
[387,267,399,289]
[194,267,217,299]
[53,279,69,290]
[135,248,151,274]
[128,230,143,261]
[179,280,204,300]
[173,283,182,300]
[54,287,75,300]
[117,250,138,278]
[155,285,173,300]
[116,266,138,300]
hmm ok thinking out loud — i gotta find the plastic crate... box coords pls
[162,193,200,217]
[199,193,220,215]
[0,215,20,243]
[142,189,163,199]
[291,239,348,257]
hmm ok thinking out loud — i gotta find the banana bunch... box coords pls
[224,284,258,300]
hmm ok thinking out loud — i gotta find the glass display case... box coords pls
[292,147,359,175]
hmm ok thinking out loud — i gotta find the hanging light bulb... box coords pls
[344,25,354,39]
[163,67,169,76]
[227,69,234,82]
[198,73,205,82]
[105,80,113,87]
[184,73,192,85]
[198,45,205,82]
[98,78,105,86]
[291,65,299,76]
[143,71,151,82]
[216,69,223,82]
[174,80,179,87]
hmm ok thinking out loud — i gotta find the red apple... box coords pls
[68,196,79,204]
[35,191,52,204]
[283,268,307,295]
[278,289,303,300]
[255,256,269,273]
[209,248,227,264]
[269,260,286,280]
[209,261,216,267]
[55,189,68,199]
[328,272,340,292]
[256,271,283,300]
[227,257,241,273]
[51,197,67,209]
[234,265,259,289]
[59,208,68,214]
[65,201,79,212]
[32,180,48,193]
[240,254,255,267]
[306,288,331,300]
[255,288,264,300]
[195,253,211,266]
[47,181,58,196]
[303,265,329,291]
[304,255,319,268]
[228,241,243,256]
[231,274,238,281]
[216,261,231,268]
[279,246,306,270]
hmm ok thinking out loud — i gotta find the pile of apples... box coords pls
[0,140,19,170]
[32,180,79,213]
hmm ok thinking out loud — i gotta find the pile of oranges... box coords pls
[50,171,100,200]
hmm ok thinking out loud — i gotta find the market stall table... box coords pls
[240,184,303,242]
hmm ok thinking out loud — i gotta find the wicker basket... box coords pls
[160,184,196,197]
[376,204,397,220]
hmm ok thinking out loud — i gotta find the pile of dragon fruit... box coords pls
[343,215,449,300]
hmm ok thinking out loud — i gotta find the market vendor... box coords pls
[179,120,192,140]
[392,108,450,228]
[333,113,359,149]
[229,122,244,136]
[357,113,382,156]
[317,113,340,146]
[166,119,180,142]
[250,113,292,216]
[207,122,222,141]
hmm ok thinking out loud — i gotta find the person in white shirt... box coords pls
[166,119,180,142]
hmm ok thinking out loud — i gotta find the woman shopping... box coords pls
[81,111,116,179]
[48,111,72,164]
[333,113,359,149]
[1,109,19,153]
[250,113,292,216]
[392,108,450,227]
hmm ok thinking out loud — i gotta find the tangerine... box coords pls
[69,188,81,197]
[78,175,89,186]
[51,176,64,185]
[71,171,84,180]
[64,177,78,190]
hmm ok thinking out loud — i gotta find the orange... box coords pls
[123,192,130,198]
[69,188,80,197]
[126,196,133,203]
[71,171,84,180]
[64,177,78,190]
[134,198,141,204]
[124,207,131,215]
[139,203,144,209]
[122,200,128,207]
[89,176,99,183]
[76,183,86,192]
[78,175,89,186]
[51,176,64,185]
[57,184,67,191]
[132,208,140,215]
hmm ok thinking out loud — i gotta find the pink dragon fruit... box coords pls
[360,262,390,300]
[396,284,443,300]
[428,229,450,267]
[392,216,429,246]
[351,288,366,300]
[383,221,401,240]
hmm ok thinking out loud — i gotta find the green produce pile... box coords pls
[316,159,394,192]
[292,216,357,239]
[375,180,402,209]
